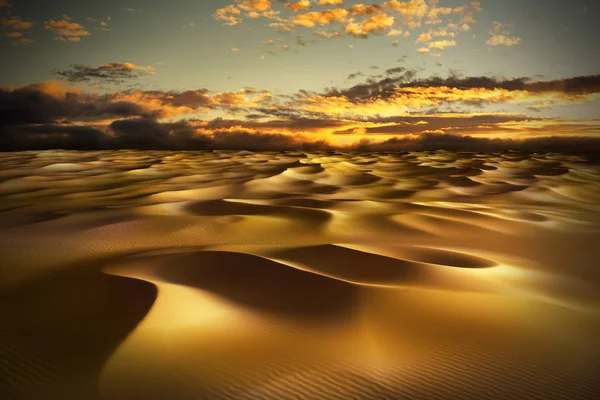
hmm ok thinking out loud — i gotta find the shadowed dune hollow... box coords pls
[1,150,599,400]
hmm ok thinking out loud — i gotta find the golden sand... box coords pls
[0,150,599,399]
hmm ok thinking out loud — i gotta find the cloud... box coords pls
[348,4,384,16]
[292,9,349,28]
[0,82,159,126]
[487,21,520,46]
[279,71,600,123]
[2,72,598,152]
[400,74,600,94]
[214,5,243,26]
[44,18,90,42]
[284,1,312,12]
[0,81,277,128]
[345,12,395,38]
[3,118,600,153]
[318,0,344,5]
[1,15,35,44]
[1,123,110,151]
[1,16,34,30]
[53,63,156,84]
[86,17,111,32]
[315,29,342,39]
[427,39,455,50]
[416,27,454,42]
[19,71,590,127]
[332,114,538,136]
[323,67,418,99]
[349,132,600,153]
[0,117,332,151]
[214,0,483,49]
[318,73,600,107]
[5,72,587,128]
[237,0,274,12]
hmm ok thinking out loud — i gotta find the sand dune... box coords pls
[1,150,599,399]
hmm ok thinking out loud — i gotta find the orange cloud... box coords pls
[348,4,384,16]
[236,0,273,12]
[44,19,90,42]
[346,13,395,38]
[318,0,344,5]
[214,5,243,26]
[284,1,312,12]
[428,39,455,50]
[1,16,34,30]
[487,21,521,46]
[214,0,483,47]
[1,15,35,44]
[315,29,342,39]
[292,8,349,27]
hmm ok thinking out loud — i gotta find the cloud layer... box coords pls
[3,117,600,153]
[215,0,487,54]
[1,69,598,152]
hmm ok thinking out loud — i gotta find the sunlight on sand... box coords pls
[1,150,599,399]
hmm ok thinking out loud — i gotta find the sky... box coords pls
[0,0,599,151]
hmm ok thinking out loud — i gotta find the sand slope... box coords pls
[0,150,599,399]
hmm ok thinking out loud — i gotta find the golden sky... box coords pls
[1,0,599,151]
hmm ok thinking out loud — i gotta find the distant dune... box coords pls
[1,150,599,399]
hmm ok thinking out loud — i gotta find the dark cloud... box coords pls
[334,115,538,135]
[384,67,407,76]
[0,84,156,127]
[101,101,149,117]
[204,116,346,132]
[324,68,418,99]
[525,75,600,94]
[153,89,213,108]
[346,71,364,80]
[349,133,600,153]
[110,118,210,149]
[53,63,155,84]
[323,73,600,102]
[0,124,109,150]
[2,118,599,154]
[210,130,331,152]
[1,118,331,152]
[389,74,600,95]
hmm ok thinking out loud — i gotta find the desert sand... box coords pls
[0,150,599,399]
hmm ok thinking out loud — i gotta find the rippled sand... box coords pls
[1,150,599,400]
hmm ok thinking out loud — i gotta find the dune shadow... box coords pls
[0,256,157,400]
[149,251,360,322]
[265,244,497,286]
[185,200,333,225]
[265,244,432,285]
[0,211,66,229]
